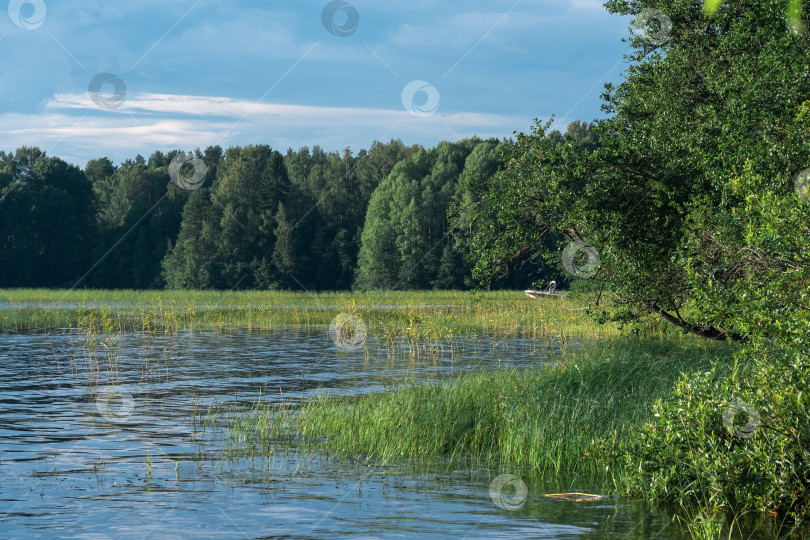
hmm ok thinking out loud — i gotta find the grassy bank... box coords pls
[224,336,810,536]
[225,337,736,478]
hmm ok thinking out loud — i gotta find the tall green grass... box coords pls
[0,288,672,341]
[225,337,737,479]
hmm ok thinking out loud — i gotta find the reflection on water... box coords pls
[0,329,792,538]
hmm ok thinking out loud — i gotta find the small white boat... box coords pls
[524,289,565,299]
[524,280,565,299]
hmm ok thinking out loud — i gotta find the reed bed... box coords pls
[213,337,738,480]
[0,288,678,341]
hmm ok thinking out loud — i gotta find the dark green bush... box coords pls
[621,348,810,518]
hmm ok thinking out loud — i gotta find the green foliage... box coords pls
[463,0,810,340]
[0,148,94,287]
[703,0,723,15]
[621,350,810,518]
[0,139,429,291]
[161,188,222,289]
[0,132,585,292]
[83,148,224,289]
[682,165,810,352]
[283,140,419,290]
[565,0,810,521]
[620,162,810,517]
[162,141,416,290]
[458,120,597,290]
[704,0,804,33]
[355,138,501,290]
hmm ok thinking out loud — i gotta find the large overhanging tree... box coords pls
[460,0,810,342]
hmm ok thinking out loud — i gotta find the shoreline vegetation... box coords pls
[11,288,807,537]
[0,288,642,339]
[223,336,737,477]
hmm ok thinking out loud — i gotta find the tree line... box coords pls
[0,125,591,292]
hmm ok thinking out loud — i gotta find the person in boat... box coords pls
[524,280,559,298]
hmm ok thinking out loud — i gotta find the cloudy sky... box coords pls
[0,0,632,166]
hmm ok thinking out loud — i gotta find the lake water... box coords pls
[0,328,789,539]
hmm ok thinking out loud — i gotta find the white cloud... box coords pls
[0,92,533,166]
[46,92,526,126]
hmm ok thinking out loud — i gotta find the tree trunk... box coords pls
[647,302,747,343]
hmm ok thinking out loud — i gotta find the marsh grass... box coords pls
[674,508,732,540]
[2,288,646,382]
[0,289,676,341]
[210,335,810,536]
[667,504,808,540]
[217,337,737,480]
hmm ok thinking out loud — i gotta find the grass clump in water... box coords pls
[256,337,735,478]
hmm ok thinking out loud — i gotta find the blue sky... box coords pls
[0,0,632,166]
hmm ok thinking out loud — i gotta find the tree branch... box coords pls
[647,302,747,343]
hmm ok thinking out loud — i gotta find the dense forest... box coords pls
[0,123,596,292]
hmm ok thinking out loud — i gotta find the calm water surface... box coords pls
[0,329,787,539]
